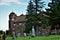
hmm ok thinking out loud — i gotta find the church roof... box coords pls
[14,15,26,22]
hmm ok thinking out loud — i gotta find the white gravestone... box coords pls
[24,33,26,37]
[31,26,35,36]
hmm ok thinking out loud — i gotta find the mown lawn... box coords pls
[6,35,60,40]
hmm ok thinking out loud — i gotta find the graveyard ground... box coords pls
[6,35,60,40]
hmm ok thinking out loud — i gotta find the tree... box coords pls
[33,0,46,26]
[25,0,35,33]
[27,0,35,15]
[20,14,24,16]
[34,0,49,28]
[46,0,60,29]
[25,0,46,33]
[33,0,45,13]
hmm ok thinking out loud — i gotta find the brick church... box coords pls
[9,12,60,36]
[9,12,26,36]
[9,12,52,36]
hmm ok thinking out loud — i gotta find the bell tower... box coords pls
[9,12,17,35]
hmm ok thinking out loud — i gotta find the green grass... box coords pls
[6,35,60,40]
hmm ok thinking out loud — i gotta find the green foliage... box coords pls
[46,0,60,26]
[40,13,49,28]
[33,0,45,12]
[25,0,35,33]
[27,0,35,15]
[25,0,46,33]
[0,30,4,34]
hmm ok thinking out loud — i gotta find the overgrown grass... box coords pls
[6,35,60,40]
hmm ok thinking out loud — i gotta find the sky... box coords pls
[0,0,50,31]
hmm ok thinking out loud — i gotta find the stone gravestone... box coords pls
[24,33,26,37]
[31,26,35,37]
